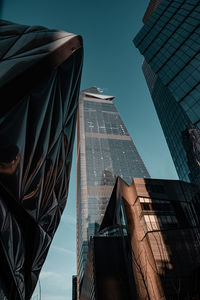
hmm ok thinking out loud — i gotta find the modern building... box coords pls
[124,177,200,300]
[76,87,150,295]
[0,20,83,299]
[134,0,200,187]
[80,176,200,300]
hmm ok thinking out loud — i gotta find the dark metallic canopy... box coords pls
[0,20,83,299]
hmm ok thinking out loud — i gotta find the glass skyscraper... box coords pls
[134,0,200,186]
[76,87,150,294]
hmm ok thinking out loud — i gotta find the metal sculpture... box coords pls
[0,20,83,299]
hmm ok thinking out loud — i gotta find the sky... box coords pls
[2,1,178,299]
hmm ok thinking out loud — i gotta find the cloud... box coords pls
[40,271,57,279]
[38,271,71,291]
[32,272,68,299]
[37,295,71,300]
[52,245,75,255]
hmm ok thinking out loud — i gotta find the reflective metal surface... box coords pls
[0,20,83,299]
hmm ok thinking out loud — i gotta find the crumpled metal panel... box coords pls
[0,20,83,299]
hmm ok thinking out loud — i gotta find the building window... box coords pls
[141,203,152,210]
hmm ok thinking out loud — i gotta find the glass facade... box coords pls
[134,0,200,186]
[134,0,200,126]
[76,87,150,294]
[143,60,192,182]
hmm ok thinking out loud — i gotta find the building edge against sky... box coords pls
[76,87,150,296]
[134,0,200,187]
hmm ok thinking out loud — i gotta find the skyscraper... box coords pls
[134,0,200,187]
[76,87,150,294]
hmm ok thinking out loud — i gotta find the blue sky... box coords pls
[2,1,178,299]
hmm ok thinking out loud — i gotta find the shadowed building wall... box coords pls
[80,236,136,300]
[123,178,200,299]
[72,276,77,300]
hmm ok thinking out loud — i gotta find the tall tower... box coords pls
[76,87,150,294]
[134,0,200,187]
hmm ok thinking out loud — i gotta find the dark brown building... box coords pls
[80,177,200,300]
[123,177,200,300]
